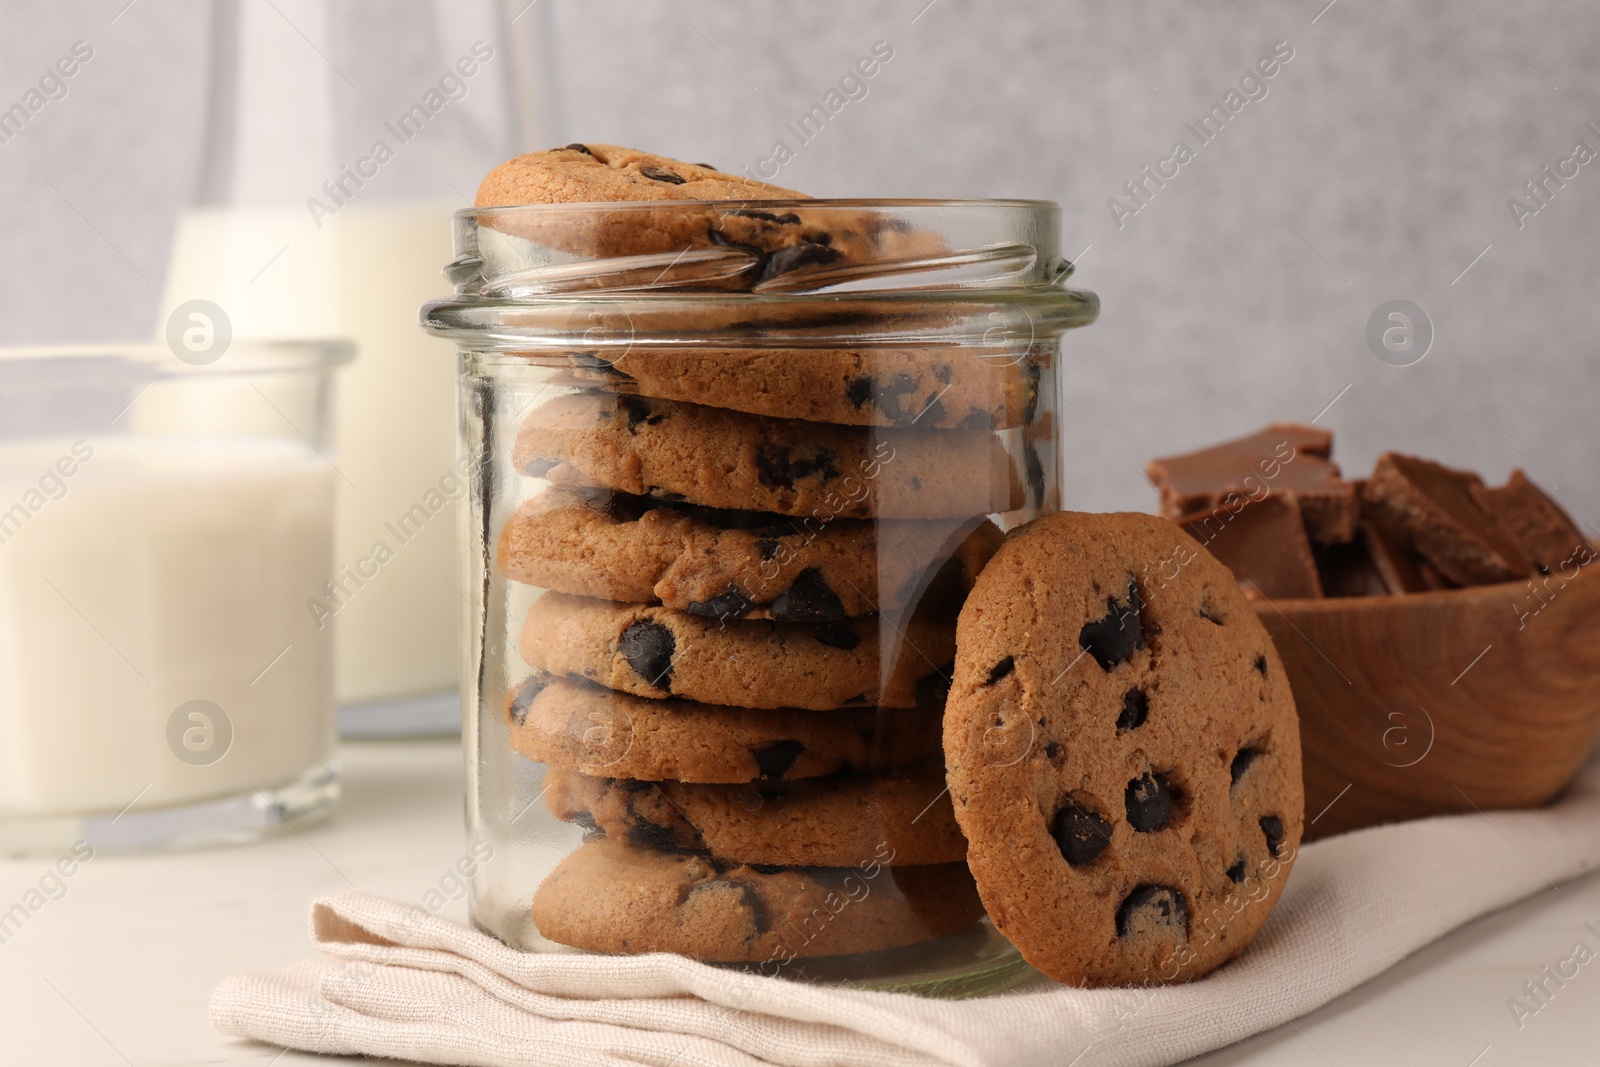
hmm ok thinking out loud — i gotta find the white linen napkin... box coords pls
[212,754,1600,1067]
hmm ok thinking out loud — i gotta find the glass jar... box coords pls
[425,200,1097,992]
[0,340,350,854]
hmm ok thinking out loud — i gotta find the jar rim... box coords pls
[459,197,1062,218]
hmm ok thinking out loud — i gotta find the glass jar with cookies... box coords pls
[423,145,1098,991]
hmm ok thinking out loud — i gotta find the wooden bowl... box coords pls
[1253,558,1600,840]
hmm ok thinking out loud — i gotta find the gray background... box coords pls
[3,0,1596,522]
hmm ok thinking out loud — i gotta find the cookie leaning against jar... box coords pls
[943,511,1304,987]
[475,144,1032,430]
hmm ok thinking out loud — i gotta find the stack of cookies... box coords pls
[481,146,1032,965]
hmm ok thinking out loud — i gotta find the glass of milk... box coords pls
[0,339,351,854]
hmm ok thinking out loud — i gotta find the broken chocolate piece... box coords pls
[1116,688,1149,732]
[1364,453,1531,585]
[1473,469,1590,574]
[1147,423,1356,544]
[1116,885,1188,938]
[1178,493,1324,600]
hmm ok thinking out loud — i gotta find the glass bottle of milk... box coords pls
[156,1,561,733]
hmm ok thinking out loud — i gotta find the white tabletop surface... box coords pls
[3,738,1597,1067]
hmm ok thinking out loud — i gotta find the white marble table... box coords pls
[3,738,1595,1066]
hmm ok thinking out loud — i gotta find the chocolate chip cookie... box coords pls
[555,344,1036,430]
[474,144,902,292]
[518,593,956,710]
[513,392,1022,520]
[531,837,983,962]
[544,766,965,867]
[943,511,1303,986]
[505,673,940,782]
[498,486,1001,620]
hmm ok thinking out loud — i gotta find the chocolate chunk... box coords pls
[918,397,947,426]
[813,623,860,651]
[985,656,1015,685]
[1116,688,1149,732]
[1473,469,1589,573]
[639,165,686,184]
[568,809,600,833]
[562,143,593,155]
[1364,452,1531,583]
[751,740,805,781]
[1230,747,1260,786]
[909,476,922,491]
[523,457,557,478]
[625,819,683,852]
[1044,740,1063,762]
[1052,802,1113,867]
[933,364,952,384]
[1125,771,1174,832]
[755,447,794,489]
[507,674,552,726]
[618,620,674,689]
[786,449,841,482]
[693,162,718,170]
[962,409,996,430]
[843,374,919,423]
[756,241,841,284]
[685,588,755,621]
[754,538,780,561]
[730,208,800,225]
[1079,577,1146,671]
[769,568,845,622]
[1260,814,1285,857]
[618,394,663,432]
[1177,494,1324,599]
[1115,885,1188,938]
[1198,604,1224,625]
[1024,443,1046,508]
[569,351,630,378]
[687,879,768,933]
[1226,858,1247,884]
[1253,654,1267,675]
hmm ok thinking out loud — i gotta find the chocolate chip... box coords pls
[1254,654,1268,675]
[562,143,593,155]
[1230,747,1260,787]
[985,656,1015,685]
[523,457,557,478]
[1226,858,1247,883]
[1024,443,1046,508]
[507,674,552,726]
[843,374,919,423]
[1199,605,1224,625]
[909,476,922,491]
[962,409,996,430]
[685,588,754,621]
[619,620,674,689]
[1115,885,1188,938]
[1260,814,1285,858]
[845,378,874,410]
[625,819,683,852]
[769,568,844,622]
[640,165,686,184]
[786,449,841,482]
[751,740,805,781]
[756,241,841,284]
[755,447,794,489]
[568,809,600,833]
[1116,688,1149,732]
[813,623,860,650]
[618,394,663,432]
[1125,771,1174,832]
[730,208,800,225]
[1052,802,1112,867]
[1044,740,1064,762]
[1079,577,1146,671]
[693,162,718,170]
[918,397,947,425]
[687,879,768,933]
[754,538,780,561]
[570,351,629,378]
[933,364,952,384]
